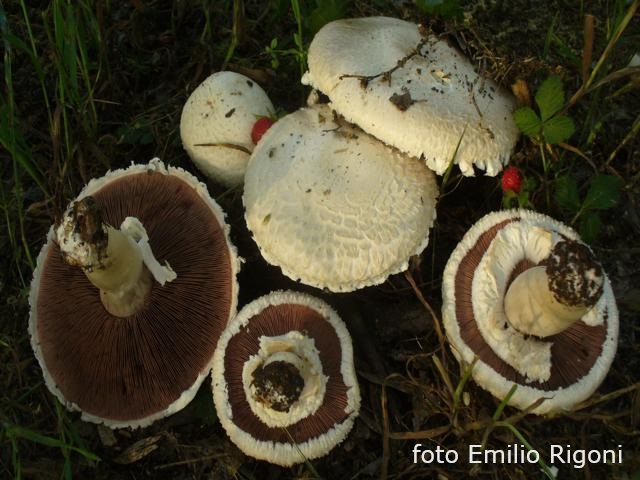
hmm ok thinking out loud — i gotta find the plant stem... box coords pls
[539,142,551,208]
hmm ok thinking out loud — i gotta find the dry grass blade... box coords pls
[606,113,640,167]
[431,355,455,400]
[569,383,640,412]
[565,0,639,110]
[193,142,252,154]
[581,14,595,85]
[380,379,391,480]
[388,425,450,440]
[154,453,227,470]
[403,270,446,355]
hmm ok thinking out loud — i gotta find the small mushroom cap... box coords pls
[29,159,240,428]
[243,104,438,292]
[180,71,274,187]
[212,290,360,466]
[302,17,519,176]
[441,209,618,414]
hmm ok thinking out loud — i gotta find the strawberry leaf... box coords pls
[579,211,602,244]
[542,115,575,144]
[513,107,541,138]
[554,175,580,212]
[583,174,624,211]
[535,75,565,121]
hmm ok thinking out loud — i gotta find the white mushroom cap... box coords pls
[302,17,519,176]
[212,290,360,466]
[180,71,274,187]
[442,209,618,414]
[29,159,240,428]
[243,104,438,292]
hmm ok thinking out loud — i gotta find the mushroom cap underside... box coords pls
[212,290,360,466]
[29,160,240,428]
[441,209,618,414]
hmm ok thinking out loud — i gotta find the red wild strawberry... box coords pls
[501,166,522,193]
[251,117,274,144]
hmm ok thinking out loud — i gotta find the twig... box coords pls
[340,37,430,88]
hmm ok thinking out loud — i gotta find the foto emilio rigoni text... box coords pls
[412,443,623,469]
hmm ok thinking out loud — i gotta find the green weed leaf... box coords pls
[535,75,565,121]
[310,0,348,35]
[583,174,624,211]
[542,115,575,144]
[579,211,602,243]
[513,107,541,138]
[414,0,463,20]
[554,175,580,212]
[4,425,99,461]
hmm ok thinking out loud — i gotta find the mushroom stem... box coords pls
[56,197,172,317]
[251,354,305,412]
[503,240,604,337]
[504,266,586,336]
[92,226,153,317]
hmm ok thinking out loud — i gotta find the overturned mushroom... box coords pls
[302,17,519,176]
[441,209,618,414]
[29,159,240,428]
[180,71,274,187]
[243,104,438,292]
[212,290,360,466]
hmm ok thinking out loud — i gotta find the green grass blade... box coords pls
[492,384,518,421]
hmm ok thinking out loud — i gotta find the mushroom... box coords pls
[180,71,274,187]
[243,104,438,292]
[29,159,240,428]
[211,290,360,466]
[441,209,618,414]
[302,17,519,176]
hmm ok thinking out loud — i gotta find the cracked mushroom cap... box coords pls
[441,209,618,414]
[243,104,438,292]
[212,290,360,466]
[29,159,240,428]
[180,71,274,187]
[302,17,519,176]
